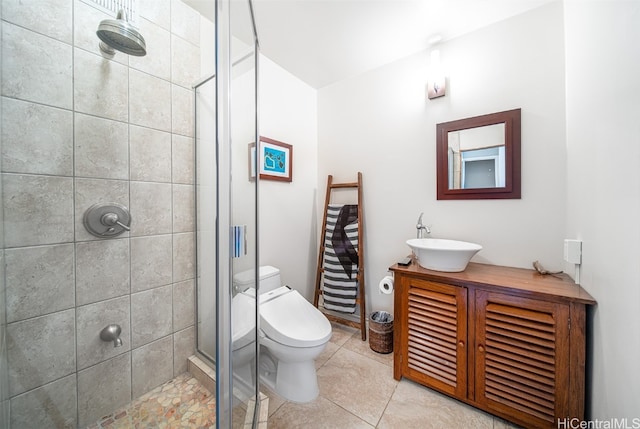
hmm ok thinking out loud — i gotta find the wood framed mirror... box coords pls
[436,108,521,200]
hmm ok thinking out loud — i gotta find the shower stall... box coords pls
[0,0,260,427]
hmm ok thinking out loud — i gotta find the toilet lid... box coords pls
[260,288,332,348]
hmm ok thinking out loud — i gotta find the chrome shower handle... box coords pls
[101,212,130,231]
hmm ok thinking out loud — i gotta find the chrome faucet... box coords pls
[416,213,431,238]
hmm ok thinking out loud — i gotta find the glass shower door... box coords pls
[195,0,259,427]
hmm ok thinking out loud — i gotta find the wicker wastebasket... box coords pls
[369,311,393,354]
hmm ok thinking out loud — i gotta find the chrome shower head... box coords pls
[96,9,146,57]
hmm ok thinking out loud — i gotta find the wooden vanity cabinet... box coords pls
[391,262,596,429]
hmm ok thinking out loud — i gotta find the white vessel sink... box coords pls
[406,238,482,272]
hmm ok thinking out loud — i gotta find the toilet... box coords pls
[233,266,332,403]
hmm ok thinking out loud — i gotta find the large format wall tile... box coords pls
[130,234,173,292]
[131,336,173,398]
[76,296,130,370]
[129,69,171,131]
[171,35,200,88]
[139,0,171,30]
[1,97,73,176]
[74,48,128,122]
[75,238,130,306]
[10,374,77,429]
[77,353,131,427]
[5,244,75,323]
[73,0,128,66]
[171,0,200,46]
[74,113,129,180]
[172,83,194,137]
[2,0,73,44]
[173,326,195,375]
[130,125,172,183]
[130,181,172,236]
[130,18,171,81]
[172,134,194,184]
[74,178,130,242]
[1,23,73,109]
[173,184,195,233]
[3,174,74,247]
[131,285,172,348]
[7,309,76,396]
[173,279,195,331]
[173,232,195,282]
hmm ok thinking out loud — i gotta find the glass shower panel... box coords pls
[195,0,259,426]
[230,40,258,424]
[195,76,218,362]
[0,7,8,423]
[0,4,9,425]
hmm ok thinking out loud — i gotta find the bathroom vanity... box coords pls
[390,261,596,428]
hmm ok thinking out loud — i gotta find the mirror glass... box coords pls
[447,123,505,189]
[437,109,521,200]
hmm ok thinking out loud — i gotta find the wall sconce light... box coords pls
[427,49,446,100]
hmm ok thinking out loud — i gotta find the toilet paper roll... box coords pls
[378,276,394,295]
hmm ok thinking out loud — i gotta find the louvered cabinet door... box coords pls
[474,290,570,428]
[402,279,468,398]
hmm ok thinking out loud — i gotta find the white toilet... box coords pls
[233,266,332,403]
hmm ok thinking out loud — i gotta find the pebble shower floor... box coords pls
[85,373,216,429]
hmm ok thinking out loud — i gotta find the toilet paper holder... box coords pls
[378,275,394,294]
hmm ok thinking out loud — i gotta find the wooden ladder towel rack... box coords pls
[313,172,366,340]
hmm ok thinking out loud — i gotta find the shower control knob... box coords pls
[101,212,130,231]
[84,203,132,238]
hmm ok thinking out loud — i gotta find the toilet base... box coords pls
[259,345,322,403]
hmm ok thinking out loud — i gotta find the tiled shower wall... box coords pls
[1,0,206,427]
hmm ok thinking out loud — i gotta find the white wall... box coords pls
[259,56,319,300]
[318,2,566,314]
[564,0,640,420]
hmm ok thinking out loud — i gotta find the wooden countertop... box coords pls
[390,261,596,305]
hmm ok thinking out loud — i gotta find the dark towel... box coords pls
[331,205,359,279]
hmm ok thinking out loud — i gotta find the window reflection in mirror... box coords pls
[447,123,505,189]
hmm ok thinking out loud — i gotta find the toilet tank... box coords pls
[233,266,281,293]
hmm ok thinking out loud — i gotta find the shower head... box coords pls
[96,9,146,57]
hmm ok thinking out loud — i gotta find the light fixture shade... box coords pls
[428,49,446,99]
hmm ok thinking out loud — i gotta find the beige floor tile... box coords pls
[342,333,393,367]
[316,347,397,426]
[377,378,493,429]
[328,321,357,346]
[268,396,373,429]
[329,322,357,345]
[493,416,524,428]
[260,385,287,417]
[315,341,340,369]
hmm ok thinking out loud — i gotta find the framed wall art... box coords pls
[249,136,293,182]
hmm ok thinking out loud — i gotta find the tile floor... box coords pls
[85,322,520,429]
[264,322,520,429]
[85,373,216,429]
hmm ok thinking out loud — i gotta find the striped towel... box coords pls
[323,204,359,313]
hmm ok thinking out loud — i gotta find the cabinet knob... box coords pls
[478,344,485,353]
[458,340,465,348]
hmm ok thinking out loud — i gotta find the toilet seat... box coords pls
[260,287,332,348]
